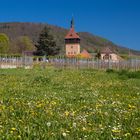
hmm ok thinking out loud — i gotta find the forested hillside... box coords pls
[0,22,140,55]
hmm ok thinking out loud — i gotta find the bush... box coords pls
[118,70,140,79]
[106,69,115,73]
[127,71,140,79]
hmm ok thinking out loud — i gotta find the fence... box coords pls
[1,56,140,71]
[49,58,140,71]
[0,56,33,69]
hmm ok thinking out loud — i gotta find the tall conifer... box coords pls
[35,26,59,56]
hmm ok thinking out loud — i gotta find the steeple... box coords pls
[71,17,74,29]
[65,17,80,39]
[65,17,80,57]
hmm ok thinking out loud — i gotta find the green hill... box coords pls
[0,22,140,55]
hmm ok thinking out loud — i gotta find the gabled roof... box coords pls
[65,27,80,39]
[80,49,92,58]
[101,47,113,54]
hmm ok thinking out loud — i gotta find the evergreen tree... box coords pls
[35,27,60,56]
[95,49,101,59]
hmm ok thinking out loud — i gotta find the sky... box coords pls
[0,0,140,51]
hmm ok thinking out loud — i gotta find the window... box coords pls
[71,46,73,49]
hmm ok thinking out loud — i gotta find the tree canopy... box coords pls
[35,27,60,56]
[15,36,35,54]
[0,33,9,54]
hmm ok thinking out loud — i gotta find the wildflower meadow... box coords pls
[0,68,140,139]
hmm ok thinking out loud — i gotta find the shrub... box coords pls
[106,69,115,73]
[118,70,140,79]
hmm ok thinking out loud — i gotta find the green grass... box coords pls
[0,68,140,140]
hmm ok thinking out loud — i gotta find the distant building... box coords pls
[65,18,80,57]
[80,49,92,59]
[101,47,122,61]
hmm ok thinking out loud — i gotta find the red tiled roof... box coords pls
[65,27,80,39]
[80,49,92,58]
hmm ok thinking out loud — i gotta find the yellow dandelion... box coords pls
[11,127,16,131]
[17,135,21,139]
[124,133,131,137]
[82,127,86,131]
[36,103,43,108]
[10,131,13,134]
[64,111,69,117]
[112,129,121,133]
[128,104,136,110]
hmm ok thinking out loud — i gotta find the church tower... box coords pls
[65,18,80,57]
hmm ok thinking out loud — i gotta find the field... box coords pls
[0,68,140,140]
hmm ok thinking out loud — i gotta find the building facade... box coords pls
[101,47,122,62]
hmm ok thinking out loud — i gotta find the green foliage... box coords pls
[15,36,35,54]
[0,33,9,53]
[0,68,140,139]
[106,69,115,73]
[106,69,140,80]
[118,70,140,79]
[35,26,60,56]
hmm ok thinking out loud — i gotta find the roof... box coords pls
[80,49,92,58]
[101,47,113,54]
[65,27,80,39]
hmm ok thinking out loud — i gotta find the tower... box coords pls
[65,18,80,57]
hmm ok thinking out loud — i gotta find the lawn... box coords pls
[0,68,140,140]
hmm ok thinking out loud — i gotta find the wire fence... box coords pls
[0,56,140,71]
[0,56,33,69]
[49,57,140,71]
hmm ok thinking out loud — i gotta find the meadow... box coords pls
[0,67,140,140]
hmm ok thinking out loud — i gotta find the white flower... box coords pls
[47,122,51,127]
[73,122,77,128]
[62,132,67,137]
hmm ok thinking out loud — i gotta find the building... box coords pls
[101,47,123,62]
[80,49,92,59]
[65,18,80,57]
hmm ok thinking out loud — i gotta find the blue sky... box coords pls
[0,0,140,51]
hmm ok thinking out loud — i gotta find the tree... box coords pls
[95,49,101,59]
[35,26,60,56]
[0,33,9,54]
[16,36,35,53]
[10,36,35,54]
